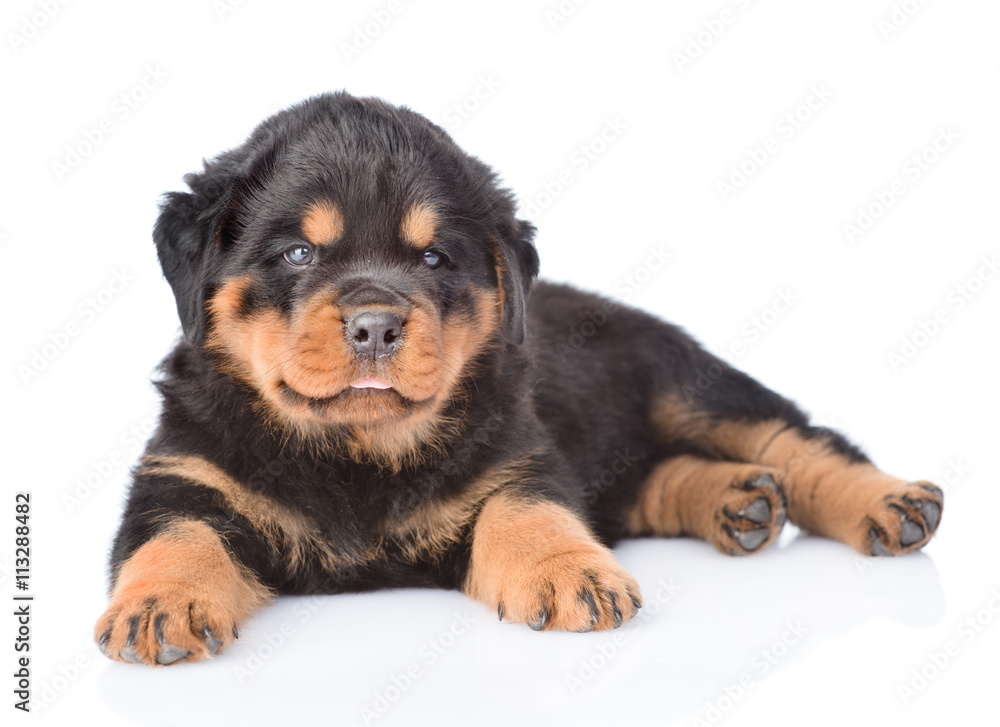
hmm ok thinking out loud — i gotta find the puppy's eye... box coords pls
[423,250,445,269]
[283,245,314,266]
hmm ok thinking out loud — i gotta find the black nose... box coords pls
[345,309,405,358]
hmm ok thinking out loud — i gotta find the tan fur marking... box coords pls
[384,459,533,561]
[94,519,271,665]
[626,456,785,554]
[651,395,782,462]
[399,203,438,249]
[207,276,501,466]
[302,200,345,246]
[465,492,641,631]
[139,454,347,572]
[755,429,911,545]
[651,394,943,554]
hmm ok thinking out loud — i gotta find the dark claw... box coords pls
[899,516,924,547]
[126,616,140,648]
[579,590,600,630]
[497,602,505,622]
[232,625,240,640]
[920,500,941,533]
[610,594,622,628]
[630,595,642,611]
[203,625,222,654]
[98,630,112,656]
[155,645,189,665]
[528,607,549,631]
[151,612,187,664]
[869,528,893,557]
[919,484,944,499]
[119,614,147,663]
[154,613,167,645]
[741,498,772,524]
[735,527,770,551]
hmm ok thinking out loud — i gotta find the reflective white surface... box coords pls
[75,522,994,727]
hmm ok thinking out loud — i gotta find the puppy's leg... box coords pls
[626,456,788,555]
[95,518,272,665]
[464,491,642,631]
[654,391,942,556]
[734,421,942,557]
[93,454,301,665]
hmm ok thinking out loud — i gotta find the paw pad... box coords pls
[866,481,944,556]
[717,471,788,555]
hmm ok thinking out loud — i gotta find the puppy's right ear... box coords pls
[153,188,212,344]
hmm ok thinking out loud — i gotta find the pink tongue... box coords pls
[350,377,393,390]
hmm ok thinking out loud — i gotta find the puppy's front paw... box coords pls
[496,544,642,632]
[95,588,239,666]
[95,520,270,666]
[466,493,642,633]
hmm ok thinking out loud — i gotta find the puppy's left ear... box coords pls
[154,189,211,344]
[493,217,540,345]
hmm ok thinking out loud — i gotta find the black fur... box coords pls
[110,92,871,599]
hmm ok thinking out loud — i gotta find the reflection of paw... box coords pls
[866,482,943,556]
[95,587,240,666]
[716,472,788,556]
[495,544,642,632]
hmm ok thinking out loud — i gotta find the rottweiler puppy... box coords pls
[95,92,943,665]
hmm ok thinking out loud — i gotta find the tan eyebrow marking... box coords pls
[301,200,345,246]
[399,203,438,249]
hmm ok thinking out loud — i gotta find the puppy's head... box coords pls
[154,93,538,437]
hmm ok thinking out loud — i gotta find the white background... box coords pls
[3,1,998,725]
